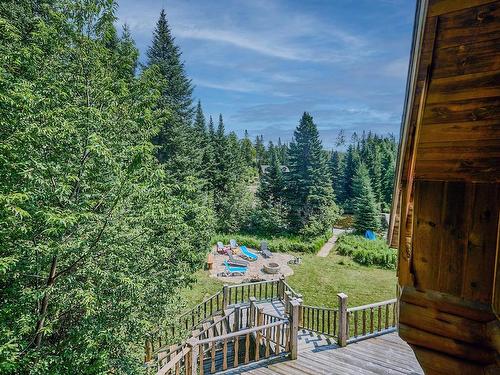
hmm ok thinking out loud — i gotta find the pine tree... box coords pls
[115,24,139,80]
[342,144,360,210]
[257,146,285,207]
[147,9,193,120]
[255,135,266,170]
[241,130,256,168]
[352,163,381,232]
[286,112,337,232]
[329,151,345,203]
[147,9,200,182]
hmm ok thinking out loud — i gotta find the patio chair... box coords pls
[240,245,258,261]
[222,260,247,276]
[227,252,249,267]
[217,241,230,254]
[229,239,238,249]
[260,241,272,258]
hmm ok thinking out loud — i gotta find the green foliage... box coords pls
[286,113,338,234]
[0,1,213,373]
[215,233,329,254]
[336,234,397,269]
[352,163,381,233]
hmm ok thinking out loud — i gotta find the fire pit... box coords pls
[263,262,280,274]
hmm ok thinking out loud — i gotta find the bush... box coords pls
[214,233,329,254]
[335,234,396,269]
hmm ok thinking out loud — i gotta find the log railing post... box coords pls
[337,292,348,347]
[289,299,300,360]
[233,304,241,332]
[249,297,257,327]
[222,285,229,311]
[284,291,291,315]
[278,275,285,299]
[186,338,197,375]
[296,296,304,327]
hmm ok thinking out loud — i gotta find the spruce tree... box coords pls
[241,130,256,168]
[257,146,285,207]
[147,9,200,182]
[286,112,337,232]
[342,144,360,210]
[255,135,267,171]
[147,9,193,120]
[329,151,345,203]
[352,163,381,232]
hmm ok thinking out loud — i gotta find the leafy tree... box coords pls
[286,113,338,234]
[352,163,381,232]
[0,2,214,373]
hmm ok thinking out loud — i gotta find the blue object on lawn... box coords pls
[365,230,376,240]
[223,260,247,275]
[240,245,258,261]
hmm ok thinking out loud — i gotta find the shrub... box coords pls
[335,234,396,269]
[214,233,329,254]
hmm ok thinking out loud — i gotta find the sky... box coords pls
[115,0,416,149]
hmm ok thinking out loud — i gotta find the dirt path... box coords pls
[317,228,346,257]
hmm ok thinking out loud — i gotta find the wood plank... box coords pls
[415,157,500,181]
[420,120,500,144]
[417,140,500,160]
[428,0,499,17]
[426,70,500,104]
[435,2,500,49]
[462,183,499,302]
[432,37,500,79]
[423,97,500,124]
[412,181,445,289]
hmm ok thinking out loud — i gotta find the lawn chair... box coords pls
[222,260,247,276]
[260,241,272,258]
[229,239,238,249]
[217,241,230,254]
[227,252,249,267]
[240,245,258,261]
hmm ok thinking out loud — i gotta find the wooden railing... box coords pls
[346,298,398,342]
[225,279,280,306]
[147,291,223,359]
[300,305,338,337]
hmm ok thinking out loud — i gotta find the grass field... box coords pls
[179,248,396,311]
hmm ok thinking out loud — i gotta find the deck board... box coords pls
[220,330,423,374]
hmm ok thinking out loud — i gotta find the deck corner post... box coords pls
[284,291,292,315]
[234,304,241,332]
[337,292,348,347]
[186,338,198,375]
[222,284,229,311]
[278,275,285,299]
[249,297,257,327]
[289,299,300,360]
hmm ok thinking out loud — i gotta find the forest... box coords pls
[0,1,396,373]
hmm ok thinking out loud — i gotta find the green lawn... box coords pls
[179,249,396,312]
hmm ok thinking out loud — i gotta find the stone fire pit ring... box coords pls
[263,262,280,274]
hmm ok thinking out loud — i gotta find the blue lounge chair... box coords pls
[223,260,247,276]
[240,245,258,261]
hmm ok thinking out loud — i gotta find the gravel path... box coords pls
[317,228,346,257]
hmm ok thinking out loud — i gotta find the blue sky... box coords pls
[116,0,416,148]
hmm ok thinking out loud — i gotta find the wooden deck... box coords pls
[221,331,423,374]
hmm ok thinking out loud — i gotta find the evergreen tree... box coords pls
[352,163,381,232]
[342,144,360,210]
[286,113,338,233]
[147,9,193,120]
[147,9,201,182]
[241,130,256,168]
[381,151,396,208]
[255,135,267,171]
[257,146,285,207]
[329,151,345,203]
[115,24,139,80]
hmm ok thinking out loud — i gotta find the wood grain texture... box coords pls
[428,0,499,17]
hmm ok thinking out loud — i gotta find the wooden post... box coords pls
[222,285,229,311]
[278,275,285,299]
[284,291,291,315]
[249,297,256,327]
[337,293,348,347]
[297,297,303,327]
[289,299,300,360]
[186,338,198,375]
[233,304,241,332]
[255,308,264,361]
